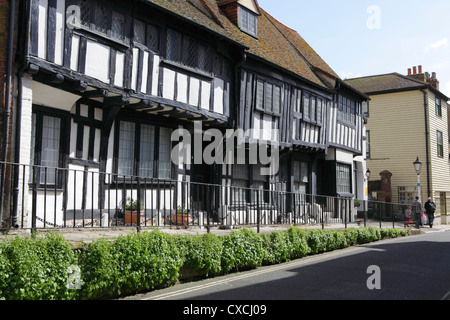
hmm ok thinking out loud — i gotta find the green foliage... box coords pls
[0,233,76,300]
[0,226,410,300]
[221,228,264,273]
[79,231,182,299]
[179,233,223,277]
[286,227,311,259]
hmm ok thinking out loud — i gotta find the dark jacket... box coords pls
[424,200,436,215]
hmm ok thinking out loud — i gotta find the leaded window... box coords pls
[166,29,212,74]
[76,0,127,43]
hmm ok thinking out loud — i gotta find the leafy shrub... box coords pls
[77,238,117,300]
[261,231,291,265]
[0,227,411,300]
[221,228,264,273]
[180,233,223,277]
[0,233,77,300]
[286,227,311,259]
[343,228,359,246]
[79,231,182,299]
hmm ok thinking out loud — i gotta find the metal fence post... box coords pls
[257,189,260,234]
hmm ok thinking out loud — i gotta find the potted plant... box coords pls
[124,197,143,225]
[172,206,190,225]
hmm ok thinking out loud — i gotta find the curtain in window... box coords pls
[158,127,172,179]
[40,116,61,184]
[118,121,135,176]
[139,124,155,178]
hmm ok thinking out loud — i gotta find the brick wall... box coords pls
[219,2,239,26]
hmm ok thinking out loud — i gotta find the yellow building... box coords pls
[345,67,450,224]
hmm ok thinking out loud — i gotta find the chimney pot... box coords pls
[413,67,417,75]
[408,68,412,75]
[418,65,422,74]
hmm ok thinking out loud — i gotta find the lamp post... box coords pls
[364,169,371,227]
[413,157,423,203]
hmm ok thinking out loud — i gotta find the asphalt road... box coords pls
[127,229,450,302]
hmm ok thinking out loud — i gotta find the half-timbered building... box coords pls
[0,0,368,230]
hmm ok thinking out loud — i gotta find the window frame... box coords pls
[30,106,69,189]
[437,130,444,158]
[114,118,175,181]
[165,28,213,75]
[301,91,325,125]
[254,77,282,117]
[337,94,356,126]
[436,96,442,117]
[73,0,130,46]
[336,163,352,195]
[238,5,258,37]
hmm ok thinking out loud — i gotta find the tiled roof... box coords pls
[344,73,428,94]
[145,0,344,91]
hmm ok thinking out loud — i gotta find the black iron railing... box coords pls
[0,162,410,232]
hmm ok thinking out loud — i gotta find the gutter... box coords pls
[420,89,431,198]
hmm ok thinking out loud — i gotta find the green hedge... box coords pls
[0,227,409,300]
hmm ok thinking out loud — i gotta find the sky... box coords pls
[257,0,450,98]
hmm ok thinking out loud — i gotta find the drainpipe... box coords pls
[0,0,16,228]
[420,89,431,198]
[10,72,22,229]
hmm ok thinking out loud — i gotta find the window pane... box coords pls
[256,80,264,110]
[310,97,316,122]
[134,20,146,44]
[182,37,197,68]
[79,0,91,28]
[139,124,155,178]
[317,99,323,123]
[198,43,211,72]
[158,127,172,179]
[40,116,61,184]
[118,121,135,176]
[147,24,160,51]
[273,86,281,114]
[166,29,181,62]
[94,3,109,35]
[303,94,310,119]
[264,83,273,112]
[337,164,351,194]
[111,12,125,41]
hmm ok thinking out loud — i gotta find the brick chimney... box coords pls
[407,65,427,82]
[428,72,440,90]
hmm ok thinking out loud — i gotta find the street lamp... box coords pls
[413,157,422,203]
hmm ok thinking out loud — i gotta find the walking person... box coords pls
[424,197,436,228]
[411,196,422,228]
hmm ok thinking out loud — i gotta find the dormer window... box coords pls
[238,5,258,37]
